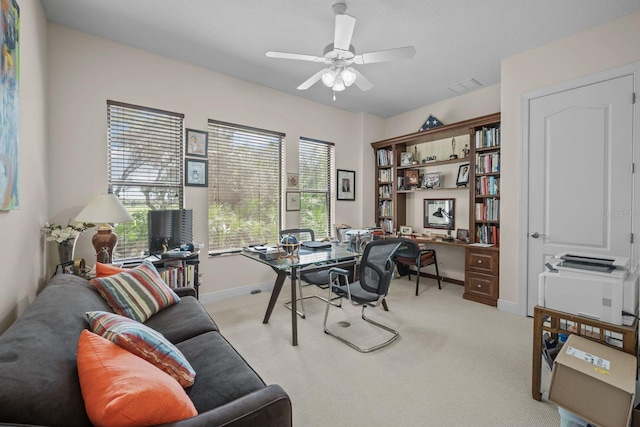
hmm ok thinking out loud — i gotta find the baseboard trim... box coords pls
[199,281,274,304]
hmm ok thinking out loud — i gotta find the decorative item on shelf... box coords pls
[422,172,441,189]
[422,155,437,164]
[412,146,419,165]
[42,221,94,263]
[74,193,134,264]
[456,163,470,187]
[397,176,405,191]
[449,137,458,160]
[404,169,420,188]
[399,226,412,236]
[400,152,413,166]
[461,144,470,158]
[419,115,444,132]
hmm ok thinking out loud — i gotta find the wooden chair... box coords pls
[394,238,441,295]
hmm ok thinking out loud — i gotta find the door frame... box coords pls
[518,61,640,317]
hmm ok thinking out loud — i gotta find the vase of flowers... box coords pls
[42,222,94,263]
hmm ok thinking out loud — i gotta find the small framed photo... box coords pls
[337,169,355,201]
[286,192,301,211]
[400,152,413,166]
[423,172,441,188]
[185,128,208,158]
[400,226,413,235]
[404,169,420,187]
[456,229,469,242]
[185,159,208,187]
[287,173,299,189]
[456,163,470,186]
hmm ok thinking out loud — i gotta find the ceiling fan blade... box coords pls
[334,14,356,51]
[297,68,328,90]
[266,51,324,62]
[352,69,373,91]
[354,46,416,64]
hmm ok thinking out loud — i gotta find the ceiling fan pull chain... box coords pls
[333,90,336,101]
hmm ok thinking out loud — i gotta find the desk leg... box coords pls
[532,306,543,401]
[290,266,298,346]
[263,269,287,324]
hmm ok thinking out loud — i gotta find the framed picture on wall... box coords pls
[185,159,208,187]
[337,169,355,201]
[286,192,301,211]
[185,128,208,158]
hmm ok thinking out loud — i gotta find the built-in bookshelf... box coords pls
[472,123,501,245]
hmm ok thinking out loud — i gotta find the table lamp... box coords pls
[74,193,134,263]
[433,207,454,241]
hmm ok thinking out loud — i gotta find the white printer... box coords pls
[538,252,638,326]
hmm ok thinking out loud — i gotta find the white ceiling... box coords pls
[40,0,640,118]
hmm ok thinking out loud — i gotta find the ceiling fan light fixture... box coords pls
[342,67,357,87]
[322,69,337,87]
[333,75,346,91]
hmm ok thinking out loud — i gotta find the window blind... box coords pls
[207,119,284,252]
[107,100,185,260]
[299,137,335,238]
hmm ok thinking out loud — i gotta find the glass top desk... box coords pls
[242,243,357,346]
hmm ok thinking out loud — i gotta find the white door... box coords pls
[526,74,634,316]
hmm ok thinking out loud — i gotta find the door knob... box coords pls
[530,232,545,239]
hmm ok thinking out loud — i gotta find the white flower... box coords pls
[42,222,94,244]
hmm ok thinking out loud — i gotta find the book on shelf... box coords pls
[376,148,393,166]
[475,125,501,149]
[475,176,500,196]
[475,199,500,221]
[475,152,500,173]
[475,224,500,245]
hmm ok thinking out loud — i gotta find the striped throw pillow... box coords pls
[89,261,180,323]
[87,311,196,387]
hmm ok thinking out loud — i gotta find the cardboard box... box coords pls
[549,335,637,427]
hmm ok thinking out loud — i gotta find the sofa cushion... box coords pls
[89,261,180,323]
[87,311,196,387]
[176,331,266,413]
[144,295,218,343]
[77,330,197,427]
[95,262,127,278]
[0,275,110,426]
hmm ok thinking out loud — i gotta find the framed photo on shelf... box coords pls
[456,228,469,242]
[185,159,208,187]
[287,172,299,189]
[286,192,301,211]
[337,169,355,201]
[456,163,470,187]
[185,128,208,158]
[404,169,420,187]
[400,152,413,166]
[400,226,413,235]
[423,172,441,188]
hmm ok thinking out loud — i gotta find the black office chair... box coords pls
[394,238,441,295]
[280,228,352,318]
[324,238,403,353]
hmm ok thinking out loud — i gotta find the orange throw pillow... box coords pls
[95,262,127,278]
[77,330,197,427]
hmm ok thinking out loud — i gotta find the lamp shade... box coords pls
[74,193,133,224]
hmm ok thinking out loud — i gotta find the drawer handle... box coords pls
[477,260,483,264]
[477,284,481,288]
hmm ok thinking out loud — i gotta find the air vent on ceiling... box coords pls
[447,78,483,94]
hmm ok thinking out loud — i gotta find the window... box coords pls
[299,138,335,238]
[207,120,284,252]
[107,100,184,260]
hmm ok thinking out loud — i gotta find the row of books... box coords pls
[379,200,393,217]
[378,184,392,199]
[475,199,500,221]
[476,176,500,196]
[376,148,393,166]
[379,219,394,234]
[476,225,500,245]
[476,152,500,174]
[475,126,501,148]
[378,168,393,182]
[157,263,197,289]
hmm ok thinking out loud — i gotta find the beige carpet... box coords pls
[204,278,560,426]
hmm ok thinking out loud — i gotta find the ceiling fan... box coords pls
[265,3,416,98]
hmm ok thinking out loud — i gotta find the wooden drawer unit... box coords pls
[464,248,499,306]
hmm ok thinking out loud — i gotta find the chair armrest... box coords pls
[174,287,197,298]
[328,267,350,276]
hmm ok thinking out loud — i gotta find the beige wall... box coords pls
[46,25,371,300]
[500,10,640,313]
[0,1,49,332]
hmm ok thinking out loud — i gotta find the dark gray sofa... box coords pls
[0,274,292,427]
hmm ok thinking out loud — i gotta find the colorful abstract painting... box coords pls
[0,0,19,210]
